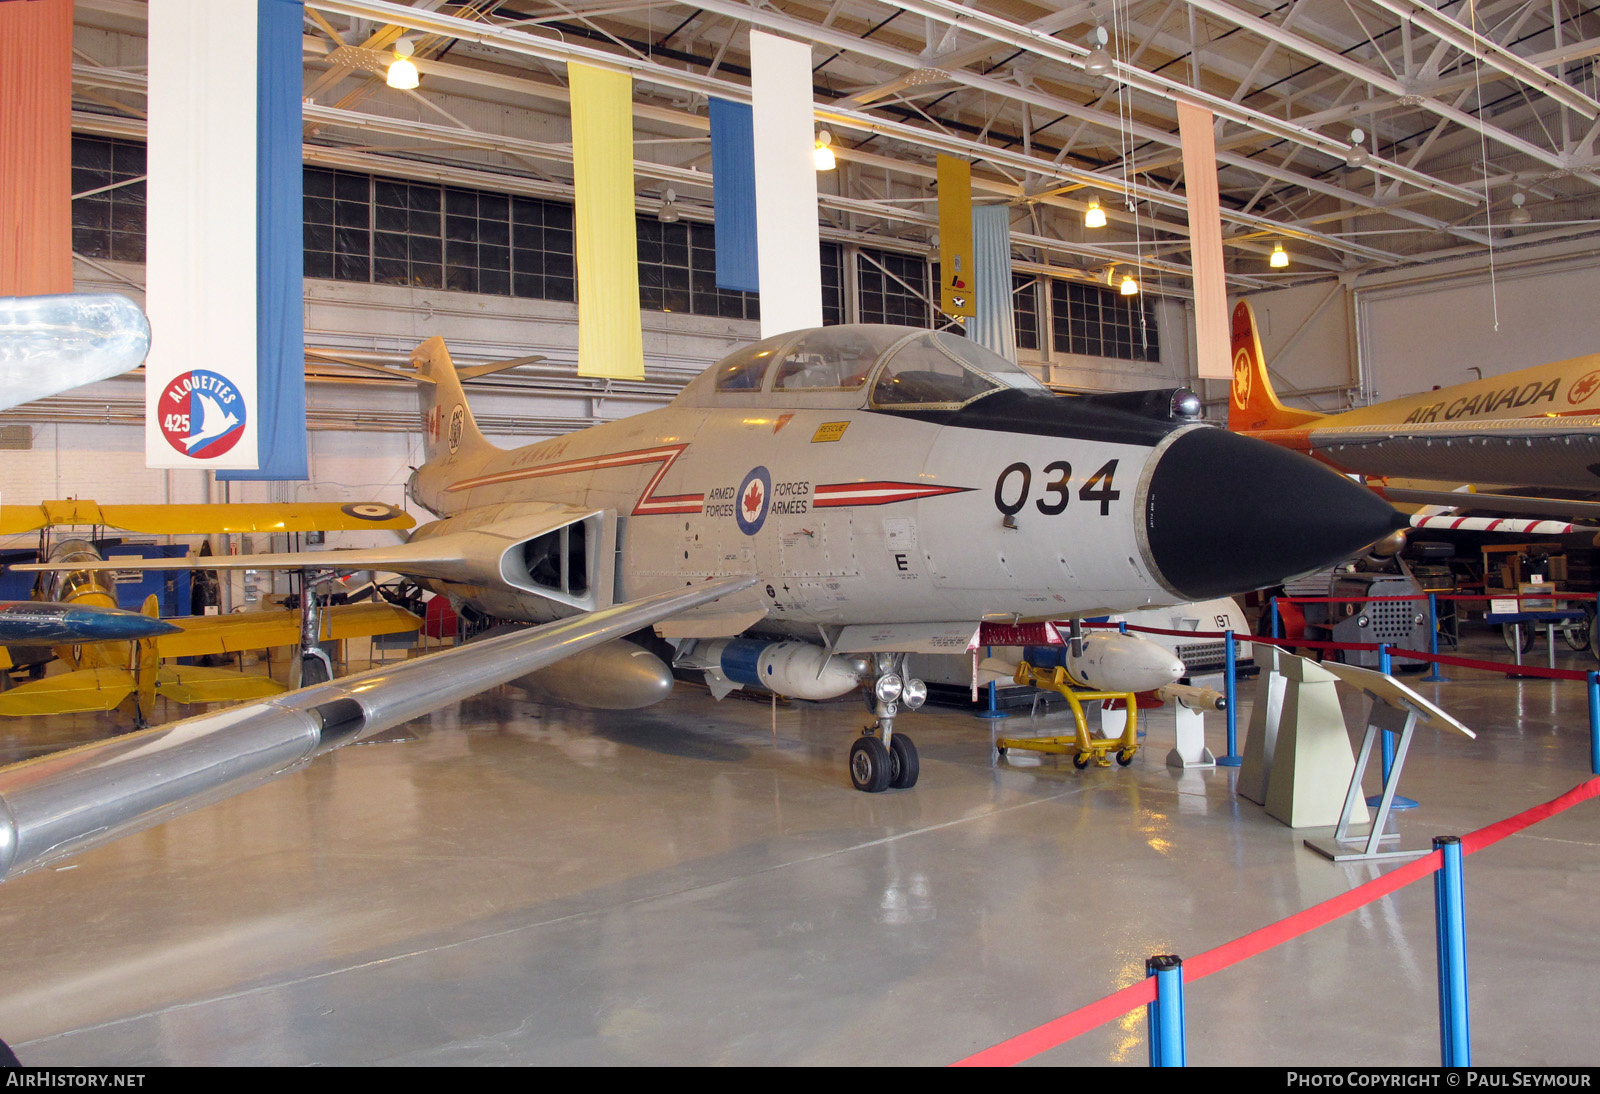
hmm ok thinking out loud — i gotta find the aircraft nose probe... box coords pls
[1141,427,1409,600]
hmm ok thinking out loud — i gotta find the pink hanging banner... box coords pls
[1177,100,1232,381]
[0,0,74,296]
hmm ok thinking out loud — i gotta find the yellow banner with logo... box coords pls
[938,155,975,319]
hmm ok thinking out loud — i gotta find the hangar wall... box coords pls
[1234,236,1600,417]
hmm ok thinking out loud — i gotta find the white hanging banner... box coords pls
[144,0,259,469]
[750,30,823,338]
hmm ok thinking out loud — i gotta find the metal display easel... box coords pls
[1303,661,1476,863]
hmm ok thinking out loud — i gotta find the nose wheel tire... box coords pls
[850,736,892,793]
[888,732,919,789]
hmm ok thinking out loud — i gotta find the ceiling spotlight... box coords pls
[657,188,680,224]
[1120,273,1139,296]
[1083,26,1113,77]
[814,129,836,171]
[1345,126,1368,168]
[386,38,419,90]
[1270,242,1289,268]
[1084,195,1107,229]
[1509,191,1532,226]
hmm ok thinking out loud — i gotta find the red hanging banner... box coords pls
[0,0,74,296]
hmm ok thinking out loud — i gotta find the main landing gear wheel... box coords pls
[888,733,919,789]
[850,736,892,793]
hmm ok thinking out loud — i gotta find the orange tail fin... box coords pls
[1228,300,1325,433]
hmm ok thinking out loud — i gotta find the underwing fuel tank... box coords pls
[692,638,864,701]
[509,639,675,710]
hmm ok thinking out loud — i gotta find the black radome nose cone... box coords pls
[1144,428,1408,600]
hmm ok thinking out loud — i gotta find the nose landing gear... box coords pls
[849,654,927,792]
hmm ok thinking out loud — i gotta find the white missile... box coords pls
[982,632,1185,694]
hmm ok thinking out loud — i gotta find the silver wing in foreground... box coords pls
[0,575,755,883]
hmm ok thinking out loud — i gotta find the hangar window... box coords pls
[637,217,758,321]
[1050,280,1159,363]
[858,248,931,327]
[1013,275,1040,351]
[303,168,576,301]
[821,242,845,325]
[70,137,145,263]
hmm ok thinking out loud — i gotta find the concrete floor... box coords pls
[0,630,1595,1066]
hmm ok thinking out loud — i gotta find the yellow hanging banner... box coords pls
[569,63,644,379]
[937,155,975,319]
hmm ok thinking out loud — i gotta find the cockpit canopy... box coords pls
[676,325,1045,411]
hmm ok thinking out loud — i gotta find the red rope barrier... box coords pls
[1079,622,1593,680]
[951,776,1600,1067]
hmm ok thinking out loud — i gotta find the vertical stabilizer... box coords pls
[1229,300,1325,432]
[411,336,497,467]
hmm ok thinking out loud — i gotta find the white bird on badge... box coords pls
[183,392,239,449]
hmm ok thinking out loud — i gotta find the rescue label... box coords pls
[811,422,849,443]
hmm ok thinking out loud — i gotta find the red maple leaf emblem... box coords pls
[1570,370,1600,404]
[743,480,764,514]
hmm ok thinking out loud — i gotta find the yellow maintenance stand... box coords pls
[995,661,1140,769]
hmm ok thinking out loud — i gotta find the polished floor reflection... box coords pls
[0,634,1595,1066]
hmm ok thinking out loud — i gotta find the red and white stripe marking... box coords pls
[1410,514,1579,535]
[446,444,704,516]
[812,481,971,508]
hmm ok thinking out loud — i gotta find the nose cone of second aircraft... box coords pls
[1142,427,1408,601]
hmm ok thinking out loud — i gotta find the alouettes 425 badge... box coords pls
[158,369,247,458]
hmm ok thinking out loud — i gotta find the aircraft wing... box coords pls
[0,499,413,535]
[1373,485,1600,523]
[0,575,755,881]
[0,668,136,716]
[1280,416,1600,489]
[152,602,420,659]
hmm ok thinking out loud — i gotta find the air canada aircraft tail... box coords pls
[412,336,497,467]
[1228,300,1326,433]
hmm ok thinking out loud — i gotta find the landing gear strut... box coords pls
[851,653,927,792]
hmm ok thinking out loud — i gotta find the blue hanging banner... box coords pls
[709,98,758,293]
[221,0,306,481]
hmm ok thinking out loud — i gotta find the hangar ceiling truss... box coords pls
[70,0,1600,291]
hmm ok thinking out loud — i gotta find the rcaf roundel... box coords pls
[157,369,248,459]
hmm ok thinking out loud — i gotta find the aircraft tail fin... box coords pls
[1228,300,1325,432]
[411,337,498,466]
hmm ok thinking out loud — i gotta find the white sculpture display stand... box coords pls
[1303,661,1475,863]
[1236,647,1284,805]
[1264,653,1365,828]
[1165,702,1216,769]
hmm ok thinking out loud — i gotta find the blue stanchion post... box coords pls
[1218,629,1241,767]
[1433,836,1471,1068]
[1369,644,1419,810]
[978,645,1008,721]
[1269,596,1280,640]
[1423,594,1449,682]
[1588,672,1599,777]
[1146,955,1186,1067]
[1119,620,1128,634]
